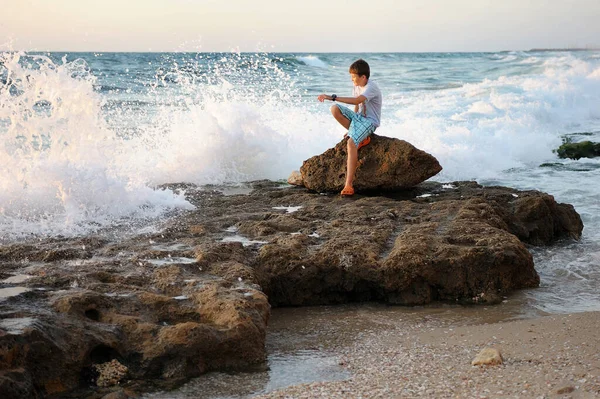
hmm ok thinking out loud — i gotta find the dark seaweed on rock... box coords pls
[555,140,600,160]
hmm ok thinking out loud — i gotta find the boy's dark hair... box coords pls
[349,59,370,79]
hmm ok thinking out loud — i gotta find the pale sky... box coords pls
[2,0,600,52]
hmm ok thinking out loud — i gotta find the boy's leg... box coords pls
[343,138,358,193]
[342,117,376,195]
[330,105,350,130]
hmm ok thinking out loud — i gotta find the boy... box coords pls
[318,59,382,196]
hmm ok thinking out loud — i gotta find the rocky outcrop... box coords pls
[556,140,600,160]
[253,184,582,306]
[0,180,583,397]
[299,134,442,192]
[0,245,269,398]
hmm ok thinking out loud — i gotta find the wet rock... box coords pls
[508,194,583,245]
[299,134,442,192]
[471,347,503,366]
[380,199,539,305]
[0,180,583,397]
[255,195,542,306]
[94,359,128,387]
[101,390,133,399]
[556,140,600,159]
[238,215,304,236]
[0,315,94,397]
[206,261,259,285]
[0,265,269,396]
[287,170,303,186]
[43,247,92,262]
[188,224,207,236]
[0,369,34,399]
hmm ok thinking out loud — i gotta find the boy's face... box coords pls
[350,73,368,87]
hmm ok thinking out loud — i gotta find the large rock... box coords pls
[300,134,442,192]
[247,182,581,306]
[0,245,270,398]
[0,180,583,397]
[255,193,541,306]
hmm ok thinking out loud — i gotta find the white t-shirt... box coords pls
[353,80,382,127]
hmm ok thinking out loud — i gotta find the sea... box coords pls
[1,50,600,396]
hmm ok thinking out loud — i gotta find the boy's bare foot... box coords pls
[340,186,355,197]
[358,136,371,150]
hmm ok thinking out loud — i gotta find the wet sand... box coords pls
[255,308,600,398]
[150,302,599,398]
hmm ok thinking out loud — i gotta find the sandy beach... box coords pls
[256,310,600,398]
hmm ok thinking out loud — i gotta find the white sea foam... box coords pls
[0,52,192,240]
[519,56,541,65]
[296,55,328,68]
[0,51,329,239]
[127,97,332,185]
[273,206,302,213]
[376,54,600,182]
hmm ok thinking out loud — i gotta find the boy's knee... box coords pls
[330,104,340,115]
[347,137,357,149]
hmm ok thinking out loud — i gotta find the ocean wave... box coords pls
[0,50,330,239]
[497,55,518,62]
[0,51,192,240]
[378,53,600,182]
[2,50,600,239]
[296,55,328,68]
[519,56,541,65]
[95,84,128,92]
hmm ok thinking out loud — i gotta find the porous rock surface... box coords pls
[300,134,443,192]
[0,181,583,397]
[94,359,128,387]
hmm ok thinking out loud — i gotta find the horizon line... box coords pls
[3,48,600,54]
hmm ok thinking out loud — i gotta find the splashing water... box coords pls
[0,51,192,240]
[296,55,329,68]
[0,51,339,240]
[2,50,600,248]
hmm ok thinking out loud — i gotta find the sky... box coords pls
[2,0,600,52]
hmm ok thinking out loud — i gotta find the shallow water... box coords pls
[0,286,31,299]
[1,274,32,284]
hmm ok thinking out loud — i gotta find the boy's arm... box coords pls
[318,94,367,105]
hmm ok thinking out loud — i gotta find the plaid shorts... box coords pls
[335,104,377,145]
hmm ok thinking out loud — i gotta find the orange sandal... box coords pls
[357,136,371,150]
[340,187,355,197]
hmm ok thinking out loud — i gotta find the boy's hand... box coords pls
[317,94,328,102]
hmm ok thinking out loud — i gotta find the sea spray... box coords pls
[0,51,192,240]
[114,52,338,185]
[1,50,600,242]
